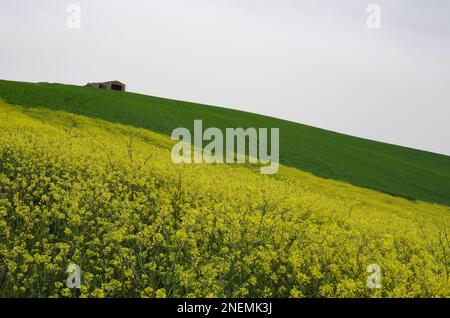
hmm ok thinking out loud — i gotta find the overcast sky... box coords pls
[1,0,449,155]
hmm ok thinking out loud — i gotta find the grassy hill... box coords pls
[1,101,449,297]
[0,79,449,206]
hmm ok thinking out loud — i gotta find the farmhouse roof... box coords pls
[100,80,126,85]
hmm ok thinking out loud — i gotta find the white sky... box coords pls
[1,0,449,155]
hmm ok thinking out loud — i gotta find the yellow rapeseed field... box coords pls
[0,101,449,297]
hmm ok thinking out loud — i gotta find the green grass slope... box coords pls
[1,79,449,206]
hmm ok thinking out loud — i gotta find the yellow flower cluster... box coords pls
[0,101,449,297]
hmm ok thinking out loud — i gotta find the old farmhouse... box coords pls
[86,80,126,91]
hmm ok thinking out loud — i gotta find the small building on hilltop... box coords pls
[86,80,126,91]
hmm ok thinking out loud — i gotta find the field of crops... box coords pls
[0,101,449,297]
[1,80,450,206]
